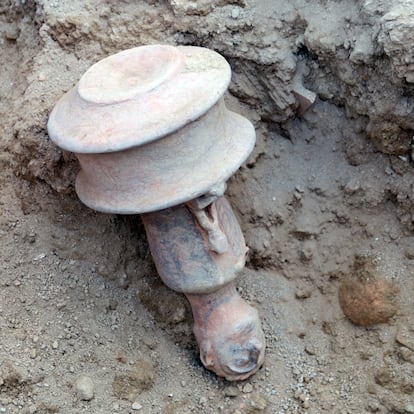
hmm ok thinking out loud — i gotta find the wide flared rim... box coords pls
[47,45,231,154]
[74,109,255,214]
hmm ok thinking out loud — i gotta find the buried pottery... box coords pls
[48,44,265,380]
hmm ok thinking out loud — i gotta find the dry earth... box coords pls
[1,1,414,413]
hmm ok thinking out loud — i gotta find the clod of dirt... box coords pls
[374,366,394,387]
[112,359,155,401]
[338,256,399,326]
[35,403,60,413]
[138,278,194,347]
[138,279,189,326]
[246,393,268,412]
[0,359,31,397]
[367,119,412,155]
[225,392,268,413]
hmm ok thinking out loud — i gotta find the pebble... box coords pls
[400,347,414,363]
[224,386,239,397]
[344,179,360,194]
[396,326,414,351]
[56,301,66,310]
[367,383,377,394]
[74,375,94,401]
[404,246,414,260]
[52,341,58,349]
[405,404,414,414]
[231,7,240,19]
[243,383,253,393]
[305,345,317,355]
[295,288,312,299]
[131,402,142,410]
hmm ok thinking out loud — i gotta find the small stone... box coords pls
[405,404,414,414]
[131,402,142,410]
[299,393,307,402]
[52,341,59,349]
[305,345,317,355]
[367,383,377,394]
[396,325,414,351]
[74,375,94,401]
[231,7,240,19]
[224,386,239,397]
[243,383,253,393]
[344,179,360,194]
[303,400,310,409]
[4,27,19,40]
[400,347,414,363]
[404,247,414,260]
[299,246,314,261]
[295,287,312,299]
[30,348,37,359]
[367,401,382,412]
[292,81,317,115]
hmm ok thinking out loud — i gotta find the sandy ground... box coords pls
[1,1,414,413]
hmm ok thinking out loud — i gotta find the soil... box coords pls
[1,1,414,413]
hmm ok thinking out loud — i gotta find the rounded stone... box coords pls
[338,257,399,326]
[74,375,94,401]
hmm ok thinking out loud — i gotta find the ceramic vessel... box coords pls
[48,44,265,380]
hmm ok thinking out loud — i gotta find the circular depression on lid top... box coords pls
[78,45,184,105]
